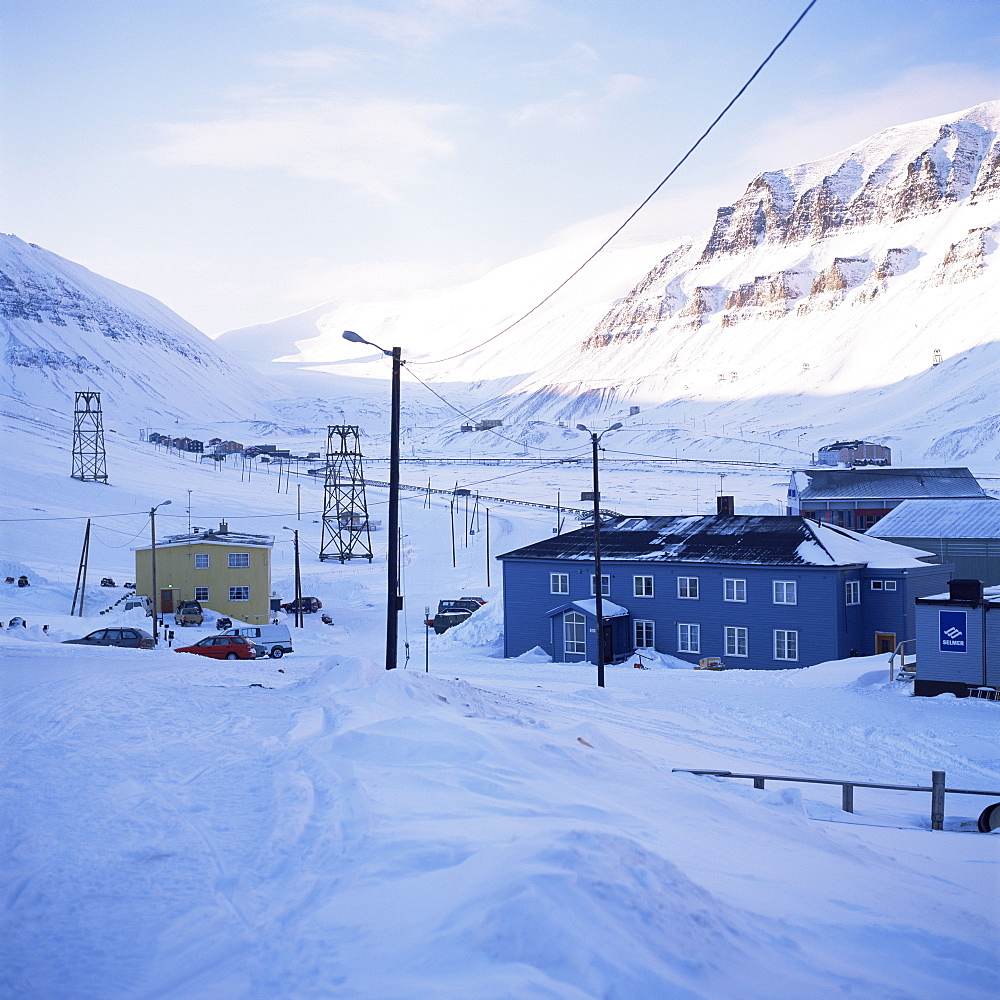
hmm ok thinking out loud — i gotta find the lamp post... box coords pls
[282,527,304,628]
[576,423,622,687]
[343,330,402,671]
[150,500,172,645]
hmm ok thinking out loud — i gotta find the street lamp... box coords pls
[576,423,622,687]
[282,527,304,628]
[150,500,172,645]
[343,330,402,671]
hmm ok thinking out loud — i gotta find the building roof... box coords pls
[135,523,274,551]
[793,467,986,502]
[867,498,1000,539]
[498,515,934,569]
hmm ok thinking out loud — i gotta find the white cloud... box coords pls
[146,96,460,199]
[290,0,530,46]
[254,48,357,72]
[507,73,647,128]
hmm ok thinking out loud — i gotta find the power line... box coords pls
[410,0,819,368]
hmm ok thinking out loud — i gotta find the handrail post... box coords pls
[841,784,854,813]
[931,770,945,830]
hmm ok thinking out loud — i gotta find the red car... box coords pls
[175,635,258,660]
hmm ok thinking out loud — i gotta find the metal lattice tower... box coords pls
[319,425,373,562]
[71,391,109,483]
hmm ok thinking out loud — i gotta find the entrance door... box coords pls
[160,589,175,613]
[601,622,614,663]
[875,632,896,655]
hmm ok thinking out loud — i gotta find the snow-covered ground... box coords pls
[1,418,998,999]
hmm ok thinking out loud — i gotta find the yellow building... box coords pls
[135,521,273,625]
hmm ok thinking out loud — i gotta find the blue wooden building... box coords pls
[497,514,953,669]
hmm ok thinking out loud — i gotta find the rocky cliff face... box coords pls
[577,101,1000,351]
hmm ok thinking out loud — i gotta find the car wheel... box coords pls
[271,647,284,659]
[226,652,239,660]
[978,801,1000,833]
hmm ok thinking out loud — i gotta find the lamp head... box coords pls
[576,424,589,433]
[342,330,366,344]
[608,422,623,432]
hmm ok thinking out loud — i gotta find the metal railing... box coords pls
[672,768,1000,830]
[888,638,917,682]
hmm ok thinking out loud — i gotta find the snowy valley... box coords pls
[2,100,999,1000]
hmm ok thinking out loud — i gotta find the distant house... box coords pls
[868,498,1000,584]
[185,439,204,453]
[497,514,952,668]
[817,440,891,467]
[134,521,274,625]
[208,437,222,446]
[215,440,243,454]
[787,467,987,531]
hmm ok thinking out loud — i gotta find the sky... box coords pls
[5,0,1000,335]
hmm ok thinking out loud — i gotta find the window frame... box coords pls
[725,626,748,657]
[677,622,700,653]
[677,576,699,600]
[772,580,797,605]
[194,586,209,602]
[774,629,799,661]
[589,574,611,597]
[228,552,250,569]
[633,575,654,598]
[194,553,209,569]
[723,578,746,602]
[884,580,897,591]
[846,580,860,606]
[550,572,569,595]
[229,585,250,602]
[871,580,883,591]
[564,611,586,656]
[634,620,655,649]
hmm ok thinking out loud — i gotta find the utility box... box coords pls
[914,580,1000,697]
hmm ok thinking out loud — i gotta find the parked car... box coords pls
[174,600,205,626]
[426,597,487,634]
[100,577,117,587]
[175,635,258,660]
[62,628,156,649]
[221,624,293,658]
[124,595,152,615]
[280,597,322,614]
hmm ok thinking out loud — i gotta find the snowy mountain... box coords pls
[0,234,285,428]
[227,100,1000,469]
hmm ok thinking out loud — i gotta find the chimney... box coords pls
[716,495,735,516]
[218,521,229,534]
[948,579,982,603]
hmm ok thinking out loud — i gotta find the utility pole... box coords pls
[71,519,92,616]
[577,423,622,688]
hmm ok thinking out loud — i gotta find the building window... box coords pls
[725,626,748,657]
[774,629,798,661]
[884,580,897,591]
[633,575,654,597]
[194,587,209,602]
[724,578,746,602]
[564,611,586,656]
[590,574,611,597]
[228,553,250,568]
[871,580,883,591]
[550,573,569,595]
[194,553,209,569]
[773,580,797,605]
[678,623,700,653]
[635,620,655,649]
[846,580,860,605]
[678,576,699,599]
[229,586,250,601]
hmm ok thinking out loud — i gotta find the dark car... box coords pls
[174,600,205,627]
[426,597,487,634]
[175,635,257,660]
[62,628,156,649]
[280,597,322,614]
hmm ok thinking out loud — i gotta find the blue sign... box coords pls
[939,610,967,653]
